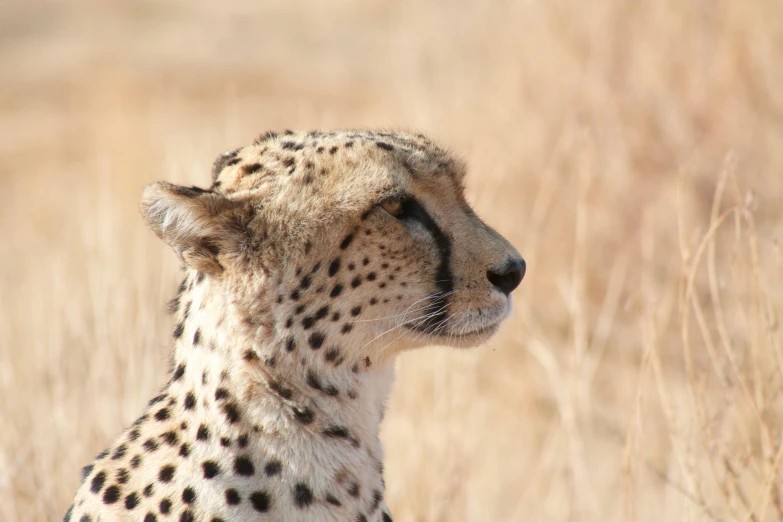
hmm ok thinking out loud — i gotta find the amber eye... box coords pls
[381,199,403,218]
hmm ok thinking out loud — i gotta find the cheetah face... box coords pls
[141,130,524,358]
[335,180,525,351]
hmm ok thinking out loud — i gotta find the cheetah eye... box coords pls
[380,199,404,218]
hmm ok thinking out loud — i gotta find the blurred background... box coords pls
[2,1,783,520]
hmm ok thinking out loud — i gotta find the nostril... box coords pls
[487,258,526,295]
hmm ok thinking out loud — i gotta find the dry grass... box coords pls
[2,1,783,520]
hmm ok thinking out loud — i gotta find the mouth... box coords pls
[407,318,501,342]
[437,320,501,339]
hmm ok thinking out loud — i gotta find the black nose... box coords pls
[487,258,526,295]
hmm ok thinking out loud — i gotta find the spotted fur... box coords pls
[66,130,525,521]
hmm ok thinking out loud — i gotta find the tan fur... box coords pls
[66,129,524,522]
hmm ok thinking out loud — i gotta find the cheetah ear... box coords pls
[140,182,253,276]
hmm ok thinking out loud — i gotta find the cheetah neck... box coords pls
[160,272,393,510]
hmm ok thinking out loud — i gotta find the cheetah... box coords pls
[65,130,525,522]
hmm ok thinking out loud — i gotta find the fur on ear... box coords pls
[140,182,253,275]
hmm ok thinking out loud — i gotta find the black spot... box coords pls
[294,483,314,508]
[370,298,378,305]
[329,146,339,155]
[130,455,142,468]
[340,234,354,250]
[286,337,296,352]
[290,289,300,300]
[142,439,159,452]
[81,464,94,482]
[225,489,241,505]
[210,518,225,522]
[182,487,196,504]
[128,428,140,441]
[143,484,154,497]
[281,141,304,150]
[243,349,258,361]
[234,456,255,476]
[220,437,232,447]
[64,505,73,522]
[161,431,178,446]
[357,515,368,522]
[90,471,106,493]
[315,305,329,320]
[145,514,157,522]
[202,461,220,479]
[348,263,356,271]
[323,425,350,439]
[331,312,341,321]
[308,332,325,350]
[316,146,325,153]
[350,306,362,317]
[102,485,121,504]
[192,330,200,346]
[264,460,282,477]
[215,388,229,400]
[351,277,362,288]
[269,379,294,400]
[342,323,353,334]
[173,323,184,339]
[325,348,341,363]
[154,408,170,421]
[250,491,271,512]
[243,163,263,175]
[295,304,306,315]
[159,498,172,514]
[324,385,339,397]
[326,494,342,506]
[348,482,360,497]
[159,465,175,483]
[376,142,394,151]
[172,364,185,381]
[197,425,209,441]
[286,317,294,327]
[306,370,322,391]
[125,492,139,510]
[184,393,196,410]
[222,402,241,423]
[302,315,316,329]
[293,406,315,424]
[328,258,341,276]
[370,490,383,513]
[238,434,249,448]
[112,444,127,460]
[117,468,130,484]
[345,141,354,148]
[330,284,344,298]
[367,272,377,281]
[179,443,191,457]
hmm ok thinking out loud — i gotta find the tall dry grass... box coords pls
[1,0,782,520]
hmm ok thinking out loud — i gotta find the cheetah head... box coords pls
[141,130,524,360]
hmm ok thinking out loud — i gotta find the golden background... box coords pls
[2,1,782,520]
